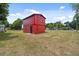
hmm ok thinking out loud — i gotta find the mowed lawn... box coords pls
[0,30,79,56]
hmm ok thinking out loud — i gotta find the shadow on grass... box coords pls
[31,32,48,35]
[0,32,18,41]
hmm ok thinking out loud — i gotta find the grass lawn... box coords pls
[0,30,79,56]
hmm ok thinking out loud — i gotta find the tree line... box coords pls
[46,20,79,30]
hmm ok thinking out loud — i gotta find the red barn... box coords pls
[23,14,46,34]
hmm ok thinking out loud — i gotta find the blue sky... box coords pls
[7,3,75,24]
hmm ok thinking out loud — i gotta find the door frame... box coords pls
[30,25,32,33]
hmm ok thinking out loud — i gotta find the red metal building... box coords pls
[23,14,46,34]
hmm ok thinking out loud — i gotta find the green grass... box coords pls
[0,30,79,56]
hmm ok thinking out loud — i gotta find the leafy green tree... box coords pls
[69,19,79,30]
[0,3,9,27]
[46,23,54,29]
[11,18,23,30]
[64,21,71,30]
[55,21,64,29]
[70,20,76,29]
[71,3,79,31]
[46,22,64,30]
[55,21,61,28]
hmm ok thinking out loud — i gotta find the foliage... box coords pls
[71,3,79,31]
[69,19,79,30]
[46,22,64,30]
[55,21,64,28]
[46,23,54,29]
[0,3,9,21]
[10,18,23,30]
[0,3,9,28]
[64,21,71,30]
[0,20,9,27]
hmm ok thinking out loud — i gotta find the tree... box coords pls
[11,18,23,30]
[55,21,64,30]
[70,20,76,29]
[69,18,79,30]
[46,23,54,30]
[0,3,9,26]
[0,20,9,27]
[71,3,79,32]
[46,22,64,30]
[64,21,71,30]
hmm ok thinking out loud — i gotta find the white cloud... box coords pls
[7,13,23,24]
[10,13,21,16]
[10,14,15,16]
[59,6,65,10]
[8,9,42,24]
[25,9,29,11]
[69,15,74,18]
[15,13,21,16]
[30,9,40,14]
[51,15,73,23]
[68,15,74,22]
[52,16,66,23]
[25,9,41,14]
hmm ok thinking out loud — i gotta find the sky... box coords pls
[7,3,75,24]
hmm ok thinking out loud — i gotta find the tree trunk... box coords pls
[76,18,78,32]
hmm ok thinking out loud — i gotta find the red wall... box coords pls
[23,16,34,25]
[23,14,45,33]
[23,16,34,32]
[34,15,45,25]
[23,24,30,33]
[32,25,45,34]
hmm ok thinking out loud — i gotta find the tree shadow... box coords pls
[0,32,18,41]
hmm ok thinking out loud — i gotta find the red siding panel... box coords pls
[37,25,45,33]
[23,16,34,33]
[23,14,46,34]
[32,25,37,33]
[32,25,45,34]
[34,15,45,25]
[23,24,30,33]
